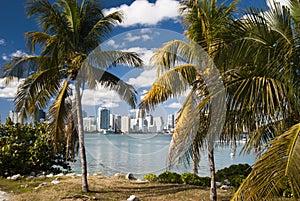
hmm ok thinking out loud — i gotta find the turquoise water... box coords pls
[71,133,255,178]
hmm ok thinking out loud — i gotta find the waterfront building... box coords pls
[167,114,175,131]
[9,110,21,124]
[97,107,110,130]
[121,115,130,133]
[83,116,97,132]
[153,116,164,132]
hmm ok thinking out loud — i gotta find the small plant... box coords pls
[157,171,182,184]
[143,173,157,182]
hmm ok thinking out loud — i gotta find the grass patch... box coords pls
[0,175,233,201]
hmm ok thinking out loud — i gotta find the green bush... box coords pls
[181,172,210,186]
[157,171,182,184]
[215,164,251,188]
[0,118,71,176]
[143,173,157,182]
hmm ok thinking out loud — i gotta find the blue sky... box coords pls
[0,0,285,122]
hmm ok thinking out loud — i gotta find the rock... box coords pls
[126,173,136,180]
[0,190,9,201]
[66,173,76,177]
[224,179,230,185]
[10,174,21,180]
[114,173,125,179]
[34,182,48,189]
[55,173,64,177]
[51,179,60,185]
[220,185,233,190]
[127,195,140,201]
[216,181,222,187]
[46,173,54,178]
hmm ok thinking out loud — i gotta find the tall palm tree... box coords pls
[2,0,143,192]
[140,1,237,200]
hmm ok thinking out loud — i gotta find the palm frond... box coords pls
[14,67,61,120]
[168,90,210,167]
[139,64,197,111]
[48,78,72,150]
[87,49,143,70]
[2,56,39,80]
[232,122,300,200]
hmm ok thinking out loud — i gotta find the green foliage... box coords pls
[157,171,182,184]
[0,118,71,176]
[181,173,210,186]
[215,164,251,187]
[143,173,157,182]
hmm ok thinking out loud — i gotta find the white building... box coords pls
[121,115,131,133]
[154,116,164,132]
[83,116,97,132]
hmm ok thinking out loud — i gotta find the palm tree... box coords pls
[140,1,237,200]
[225,1,300,200]
[2,0,142,192]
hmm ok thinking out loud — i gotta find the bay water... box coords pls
[71,133,255,178]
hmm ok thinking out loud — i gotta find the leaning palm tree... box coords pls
[140,1,237,200]
[2,0,142,192]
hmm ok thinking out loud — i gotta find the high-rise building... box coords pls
[154,116,164,132]
[97,107,110,130]
[121,115,130,133]
[167,114,175,130]
[109,114,115,129]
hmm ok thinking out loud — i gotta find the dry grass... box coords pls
[0,175,232,201]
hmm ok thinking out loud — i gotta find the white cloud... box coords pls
[106,39,125,49]
[1,50,28,61]
[2,54,9,61]
[0,39,5,46]
[128,68,157,88]
[81,86,122,107]
[103,0,180,27]
[166,102,182,108]
[11,50,28,58]
[0,78,22,98]
[124,33,152,42]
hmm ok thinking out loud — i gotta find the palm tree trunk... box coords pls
[75,80,89,192]
[208,148,217,201]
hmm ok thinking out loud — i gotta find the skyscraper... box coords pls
[97,107,110,130]
[167,114,175,130]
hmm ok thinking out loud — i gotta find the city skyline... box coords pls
[82,106,176,133]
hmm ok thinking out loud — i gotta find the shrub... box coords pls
[0,118,71,176]
[181,173,210,186]
[157,171,182,184]
[143,173,157,182]
[215,164,252,188]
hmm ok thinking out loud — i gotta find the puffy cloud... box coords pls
[0,78,22,98]
[103,0,180,27]
[0,39,5,46]
[1,50,28,61]
[81,86,122,108]
[124,33,152,42]
[106,39,125,49]
[128,68,157,88]
[11,50,28,58]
